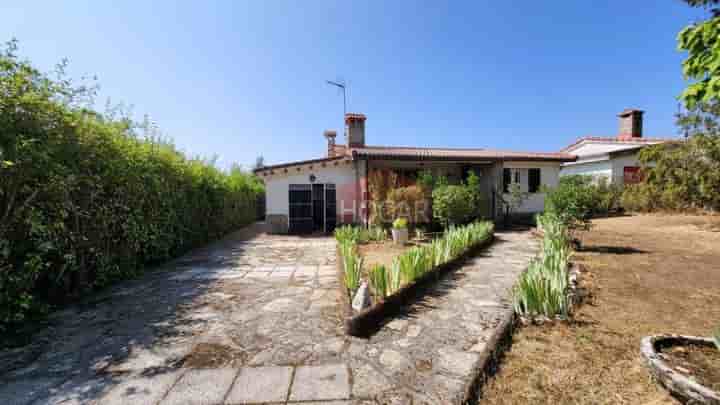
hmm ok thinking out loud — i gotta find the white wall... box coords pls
[263,162,358,219]
[560,159,613,182]
[610,152,641,185]
[502,161,561,213]
[570,141,659,156]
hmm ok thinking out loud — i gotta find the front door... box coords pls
[288,184,336,234]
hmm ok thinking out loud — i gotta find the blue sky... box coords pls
[2,1,707,169]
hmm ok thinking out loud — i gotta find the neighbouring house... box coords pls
[560,109,674,186]
[254,113,575,234]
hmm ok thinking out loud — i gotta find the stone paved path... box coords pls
[0,224,537,405]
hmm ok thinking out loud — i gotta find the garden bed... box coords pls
[481,215,720,404]
[641,334,720,404]
[338,232,495,337]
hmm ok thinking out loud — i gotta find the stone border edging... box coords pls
[338,235,495,337]
[640,334,720,405]
[461,305,516,404]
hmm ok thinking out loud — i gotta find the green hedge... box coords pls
[0,42,263,334]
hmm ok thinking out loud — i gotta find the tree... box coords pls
[678,1,720,108]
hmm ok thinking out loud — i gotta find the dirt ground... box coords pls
[481,214,720,404]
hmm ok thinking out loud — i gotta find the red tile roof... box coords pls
[349,145,576,162]
[560,136,674,153]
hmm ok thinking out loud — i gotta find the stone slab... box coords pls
[159,368,237,405]
[225,366,292,404]
[100,369,183,405]
[289,364,350,402]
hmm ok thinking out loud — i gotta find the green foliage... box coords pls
[392,218,408,229]
[513,213,571,319]
[544,175,598,230]
[623,128,720,212]
[335,225,385,243]
[363,226,386,242]
[416,169,448,192]
[593,178,622,215]
[390,221,493,293]
[432,185,474,227]
[339,240,362,295]
[369,264,388,299]
[0,42,263,333]
[335,225,362,244]
[678,10,720,109]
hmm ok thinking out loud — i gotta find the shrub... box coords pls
[593,178,622,215]
[432,185,474,227]
[0,43,263,334]
[392,218,408,229]
[513,213,571,319]
[362,226,386,242]
[386,185,427,224]
[544,175,598,230]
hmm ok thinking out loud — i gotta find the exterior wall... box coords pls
[610,152,641,186]
[502,161,561,214]
[262,161,360,233]
[560,159,613,182]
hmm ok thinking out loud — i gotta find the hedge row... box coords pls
[0,42,263,334]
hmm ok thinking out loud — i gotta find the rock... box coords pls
[352,282,371,312]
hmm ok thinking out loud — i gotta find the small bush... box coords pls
[432,185,475,227]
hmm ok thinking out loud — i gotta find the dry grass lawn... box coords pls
[481,214,720,404]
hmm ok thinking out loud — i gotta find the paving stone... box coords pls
[289,364,350,401]
[42,374,117,405]
[159,368,237,405]
[0,376,66,405]
[379,350,411,373]
[406,325,422,338]
[225,366,292,404]
[262,298,297,312]
[352,364,393,398]
[386,319,408,331]
[100,369,183,405]
[437,348,480,377]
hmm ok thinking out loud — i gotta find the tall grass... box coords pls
[369,265,388,298]
[371,221,494,298]
[513,213,571,319]
[339,240,362,295]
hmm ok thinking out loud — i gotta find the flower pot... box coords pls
[391,228,408,244]
[640,334,720,404]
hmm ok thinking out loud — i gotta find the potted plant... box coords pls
[391,218,408,244]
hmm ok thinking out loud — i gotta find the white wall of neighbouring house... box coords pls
[569,141,652,156]
[560,159,613,181]
[263,162,359,219]
[610,152,641,186]
[502,161,561,213]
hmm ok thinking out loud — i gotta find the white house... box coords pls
[255,113,575,234]
[560,109,673,185]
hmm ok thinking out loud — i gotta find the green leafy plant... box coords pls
[513,213,571,319]
[339,240,362,295]
[0,41,263,335]
[392,218,408,229]
[432,185,474,227]
[369,264,389,299]
[362,226,386,242]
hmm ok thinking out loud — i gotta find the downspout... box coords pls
[364,158,370,227]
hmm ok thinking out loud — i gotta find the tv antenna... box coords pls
[326,79,347,116]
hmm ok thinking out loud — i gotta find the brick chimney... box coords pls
[324,130,337,157]
[618,109,644,139]
[345,113,366,147]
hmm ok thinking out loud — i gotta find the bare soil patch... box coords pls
[357,241,415,269]
[481,214,720,404]
[661,343,720,392]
